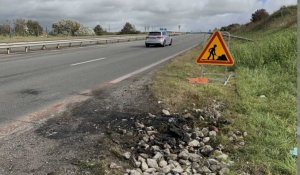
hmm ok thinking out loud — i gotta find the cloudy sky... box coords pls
[0,0,297,32]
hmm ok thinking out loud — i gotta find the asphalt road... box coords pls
[0,34,205,124]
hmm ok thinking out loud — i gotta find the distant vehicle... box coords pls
[145,31,172,47]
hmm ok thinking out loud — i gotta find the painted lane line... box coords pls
[70,57,106,66]
[110,44,198,84]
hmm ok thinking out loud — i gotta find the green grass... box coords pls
[228,27,297,175]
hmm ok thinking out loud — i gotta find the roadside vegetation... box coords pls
[0,18,142,42]
[151,5,297,175]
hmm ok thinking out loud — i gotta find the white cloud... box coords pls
[0,0,297,32]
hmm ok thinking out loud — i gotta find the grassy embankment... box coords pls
[151,5,297,175]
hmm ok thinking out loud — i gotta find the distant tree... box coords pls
[119,22,140,34]
[0,21,11,36]
[75,26,95,36]
[14,19,28,36]
[251,9,269,23]
[27,20,43,36]
[52,19,81,36]
[94,25,105,35]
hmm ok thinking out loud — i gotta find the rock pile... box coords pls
[120,107,235,175]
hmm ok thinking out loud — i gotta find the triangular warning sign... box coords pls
[196,31,234,66]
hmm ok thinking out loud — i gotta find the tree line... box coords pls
[0,19,140,37]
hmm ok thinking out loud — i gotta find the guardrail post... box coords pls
[7,48,10,54]
[56,44,60,49]
[25,46,28,53]
[42,45,46,50]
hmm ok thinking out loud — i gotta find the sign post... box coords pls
[190,31,235,85]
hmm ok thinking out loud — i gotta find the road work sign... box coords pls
[196,31,234,66]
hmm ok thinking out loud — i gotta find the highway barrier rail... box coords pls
[199,32,253,42]
[0,33,184,54]
[0,35,147,54]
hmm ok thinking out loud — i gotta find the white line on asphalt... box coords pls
[109,44,198,84]
[70,57,106,66]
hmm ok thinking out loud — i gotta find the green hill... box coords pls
[224,5,297,36]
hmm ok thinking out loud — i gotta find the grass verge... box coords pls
[151,27,296,174]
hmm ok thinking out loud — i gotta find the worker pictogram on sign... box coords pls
[196,31,234,66]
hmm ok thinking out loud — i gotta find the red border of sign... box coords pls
[196,31,234,66]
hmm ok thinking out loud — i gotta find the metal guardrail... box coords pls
[0,35,148,54]
[0,33,183,54]
[199,32,253,42]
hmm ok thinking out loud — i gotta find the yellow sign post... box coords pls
[196,31,234,66]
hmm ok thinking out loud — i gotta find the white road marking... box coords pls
[110,44,198,84]
[71,57,106,66]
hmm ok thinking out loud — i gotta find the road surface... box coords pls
[0,34,205,124]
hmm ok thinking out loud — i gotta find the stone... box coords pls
[208,158,219,165]
[219,168,230,175]
[109,162,121,169]
[243,132,248,137]
[209,131,217,137]
[198,166,211,173]
[178,149,190,160]
[145,168,156,173]
[216,153,228,161]
[183,113,194,119]
[202,128,209,136]
[159,160,168,167]
[138,156,146,162]
[123,152,131,159]
[152,145,161,152]
[162,109,171,116]
[161,165,171,173]
[140,153,150,159]
[168,154,178,160]
[135,122,145,128]
[239,141,245,146]
[141,161,149,171]
[147,159,159,169]
[189,153,201,162]
[163,148,171,155]
[129,169,142,175]
[135,161,141,168]
[203,137,210,143]
[201,145,213,154]
[210,165,220,172]
[153,152,163,160]
[146,126,154,131]
[179,159,191,166]
[143,135,150,142]
[188,140,200,147]
[147,130,157,135]
[164,143,171,149]
[260,95,266,98]
[172,165,184,173]
[148,113,156,118]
